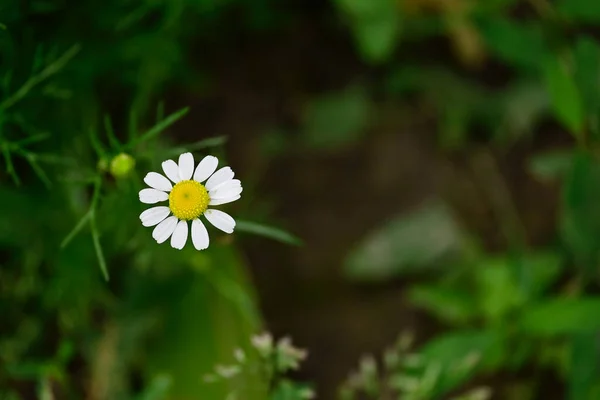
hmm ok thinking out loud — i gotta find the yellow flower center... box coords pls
[169,180,210,220]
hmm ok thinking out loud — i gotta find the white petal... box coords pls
[162,159,181,183]
[205,167,234,191]
[191,219,209,250]
[139,206,170,227]
[209,179,241,194]
[170,220,189,250]
[178,152,194,181]
[209,195,241,206]
[139,188,169,204]
[211,185,243,200]
[144,172,173,192]
[205,209,235,233]
[193,155,219,183]
[152,216,178,244]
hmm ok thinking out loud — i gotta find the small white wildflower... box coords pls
[467,387,492,400]
[390,375,420,393]
[252,332,273,357]
[277,336,307,370]
[299,387,316,399]
[234,348,246,363]
[215,364,241,379]
[139,153,242,250]
[359,355,377,376]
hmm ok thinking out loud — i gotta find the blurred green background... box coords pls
[2,0,600,399]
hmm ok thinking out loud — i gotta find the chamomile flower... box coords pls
[139,153,242,250]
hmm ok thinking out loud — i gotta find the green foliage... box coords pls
[339,333,493,400]
[334,0,401,63]
[203,333,314,400]
[236,220,303,246]
[337,2,600,397]
[543,56,585,139]
[479,18,547,70]
[344,201,464,281]
[6,0,600,398]
[0,0,302,398]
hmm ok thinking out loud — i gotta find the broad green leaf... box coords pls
[344,201,464,281]
[420,330,505,368]
[335,0,401,64]
[543,56,585,139]
[353,13,400,64]
[574,37,600,116]
[568,333,600,400]
[479,19,547,69]
[419,330,505,395]
[335,0,394,17]
[475,258,524,324]
[560,153,600,271]
[521,252,564,299]
[408,285,476,325]
[136,375,172,400]
[557,0,600,23]
[520,297,600,335]
[303,85,371,150]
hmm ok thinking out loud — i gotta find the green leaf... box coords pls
[421,330,504,368]
[270,380,314,400]
[344,200,464,281]
[90,211,109,281]
[560,153,600,271]
[103,114,121,150]
[353,13,400,64]
[335,0,401,64]
[543,56,585,139]
[235,220,302,246]
[60,210,91,249]
[475,258,524,324]
[520,297,600,335]
[165,136,228,157]
[574,37,600,116]
[408,285,476,325]
[522,252,564,299]
[303,85,371,150]
[419,330,505,395]
[528,150,573,182]
[557,0,600,23]
[568,333,600,400]
[127,107,189,149]
[335,0,395,17]
[136,375,172,400]
[2,143,20,185]
[0,44,81,110]
[479,19,547,69]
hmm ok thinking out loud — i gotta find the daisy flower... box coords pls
[139,153,242,250]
